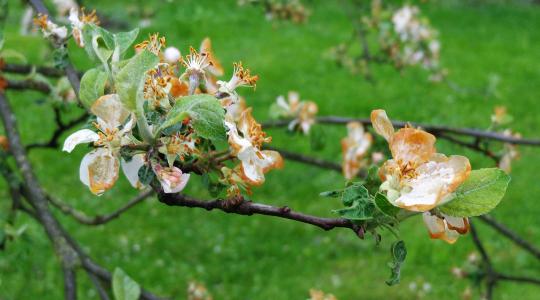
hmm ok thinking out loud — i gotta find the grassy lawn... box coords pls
[1,0,540,299]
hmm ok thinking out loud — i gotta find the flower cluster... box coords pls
[57,20,282,197]
[271,91,318,134]
[308,289,337,300]
[372,109,471,243]
[330,1,445,81]
[238,0,309,24]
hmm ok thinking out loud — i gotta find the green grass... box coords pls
[1,0,540,299]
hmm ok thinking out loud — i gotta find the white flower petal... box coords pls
[121,154,146,189]
[63,129,99,153]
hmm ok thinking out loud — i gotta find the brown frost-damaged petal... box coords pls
[80,148,119,195]
[422,212,468,244]
[370,109,395,142]
[390,127,436,167]
[91,94,131,130]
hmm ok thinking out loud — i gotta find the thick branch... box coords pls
[5,78,51,93]
[62,264,77,300]
[157,192,362,235]
[479,215,540,260]
[2,63,65,77]
[48,190,154,225]
[262,117,540,146]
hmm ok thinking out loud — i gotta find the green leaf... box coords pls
[319,189,343,198]
[82,24,114,62]
[79,68,108,108]
[439,168,510,217]
[386,240,407,286]
[364,165,382,195]
[341,184,369,206]
[161,94,226,142]
[138,164,154,185]
[116,50,159,111]
[374,193,400,217]
[114,28,139,58]
[112,268,141,300]
[333,184,376,220]
[333,200,376,220]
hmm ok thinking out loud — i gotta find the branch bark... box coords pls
[48,189,154,225]
[157,191,363,236]
[262,116,540,146]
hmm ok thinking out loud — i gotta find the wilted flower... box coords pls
[152,164,190,194]
[308,289,337,300]
[274,91,318,134]
[490,105,513,126]
[371,151,385,165]
[34,14,68,40]
[158,133,198,167]
[499,130,520,174]
[68,8,99,47]
[341,122,372,179]
[422,212,469,244]
[63,94,138,195]
[187,281,212,300]
[217,62,258,106]
[372,109,471,212]
[224,108,283,185]
[0,135,9,151]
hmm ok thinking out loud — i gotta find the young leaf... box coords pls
[374,193,400,217]
[161,94,226,142]
[112,268,141,300]
[386,240,407,286]
[114,28,140,58]
[79,68,108,108]
[138,164,155,185]
[341,183,369,206]
[82,24,114,62]
[116,50,159,111]
[364,165,382,195]
[333,200,376,220]
[439,168,510,217]
[319,189,343,198]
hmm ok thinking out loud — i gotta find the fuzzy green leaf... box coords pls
[115,50,159,111]
[374,192,400,217]
[112,268,141,300]
[386,240,407,286]
[439,168,510,217]
[333,184,375,220]
[341,183,369,206]
[113,28,139,58]
[79,68,108,108]
[161,94,226,142]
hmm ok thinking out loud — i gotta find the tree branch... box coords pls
[157,191,364,236]
[263,145,342,172]
[479,215,540,260]
[48,189,154,225]
[5,78,51,93]
[1,92,164,300]
[26,110,89,150]
[2,63,66,77]
[262,116,540,146]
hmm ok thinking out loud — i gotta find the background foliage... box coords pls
[1,0,539,299]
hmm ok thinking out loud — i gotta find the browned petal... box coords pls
[390,127,436,166]
[169,77,189,98]
[200,37,224,76]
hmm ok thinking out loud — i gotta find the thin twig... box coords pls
[495,273,540,285]
[470,222,496,300]
[263,145,342,172]
[26,111,89,150]
[479,215,540,260]
[48,190,154,225]
[262,116,540,146]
